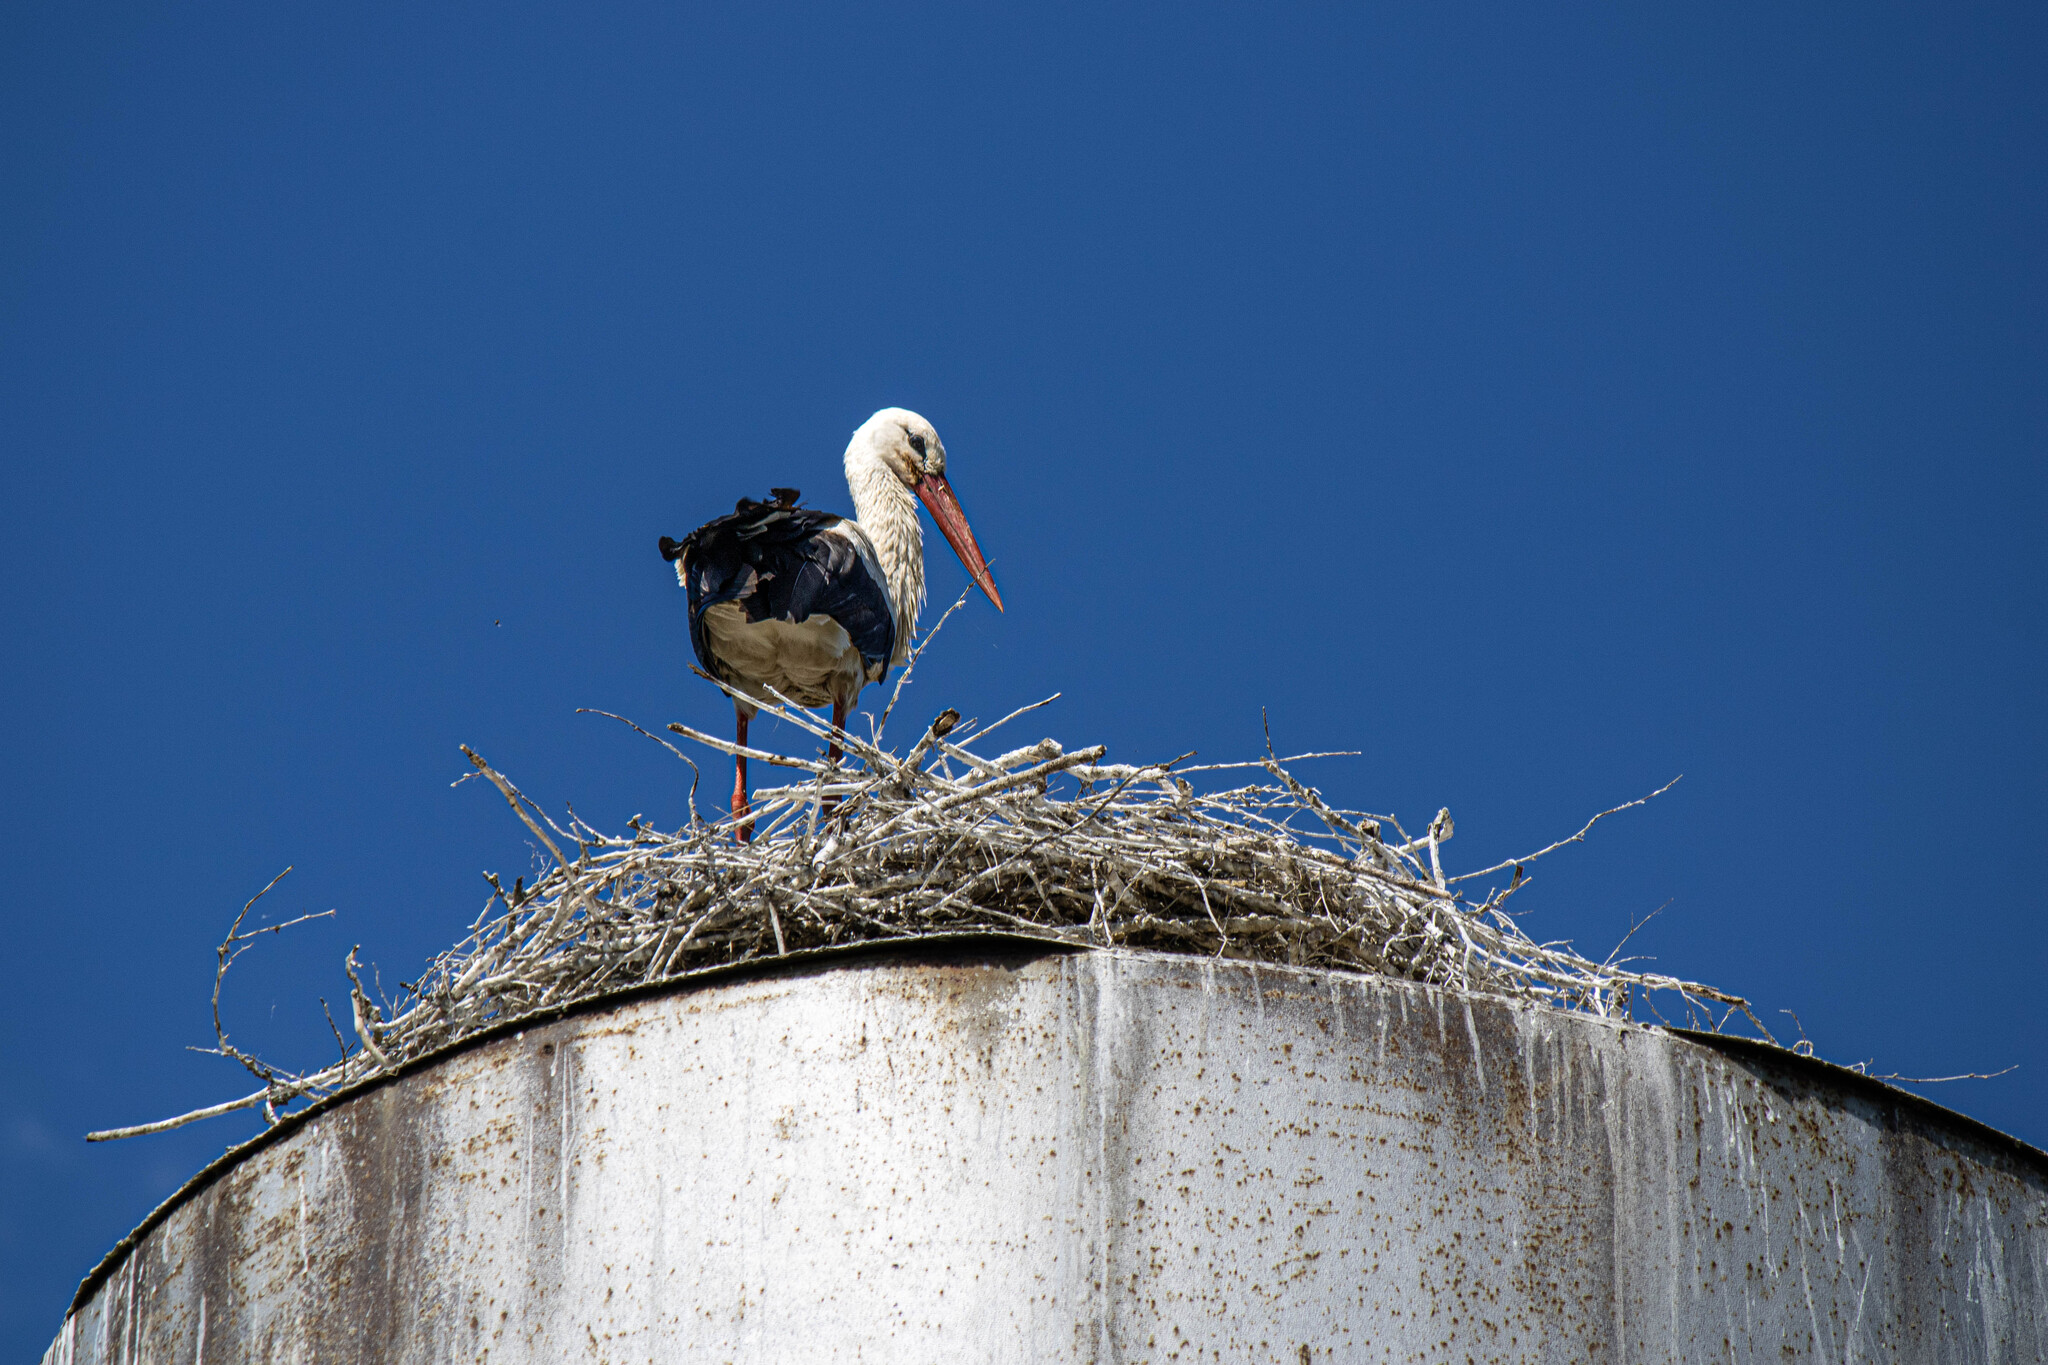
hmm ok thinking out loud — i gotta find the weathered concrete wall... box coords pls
[43,942,2048,1363]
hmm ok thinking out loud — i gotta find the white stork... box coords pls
[659,408,1003,838]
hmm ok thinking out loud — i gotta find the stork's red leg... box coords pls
[732,706,754,843]
[824,696,849,815]
[828,697,848,768]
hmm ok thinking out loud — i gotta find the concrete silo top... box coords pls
[45,937,2048,1363]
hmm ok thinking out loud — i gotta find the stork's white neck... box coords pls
[844,441,924,665]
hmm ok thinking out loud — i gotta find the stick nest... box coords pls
[92,602,1761,1142]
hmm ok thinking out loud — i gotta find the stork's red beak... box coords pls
[914,473,1004,612]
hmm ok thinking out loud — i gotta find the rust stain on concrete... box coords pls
[41,943,2048,1363]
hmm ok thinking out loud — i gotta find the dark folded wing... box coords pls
[667,500,895,684]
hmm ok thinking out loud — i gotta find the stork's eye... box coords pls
[908,432,927,457]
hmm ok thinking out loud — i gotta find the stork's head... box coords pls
[847,407,1004,611]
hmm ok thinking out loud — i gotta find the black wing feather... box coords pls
[661,495,895,684]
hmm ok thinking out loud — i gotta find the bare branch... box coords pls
[88,1088,271,1142]
[578,709,701,826]
[875,586,972,742]
[1447,777,1682,885]
[459,746,569,870]
[1868,1066,2018,1084]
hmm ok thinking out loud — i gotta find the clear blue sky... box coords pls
[4,3,2044,1352]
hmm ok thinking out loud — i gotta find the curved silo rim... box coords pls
[1669,1027,2047,1184]
[66,934,2047,1314]
[68,929,1085,1313]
